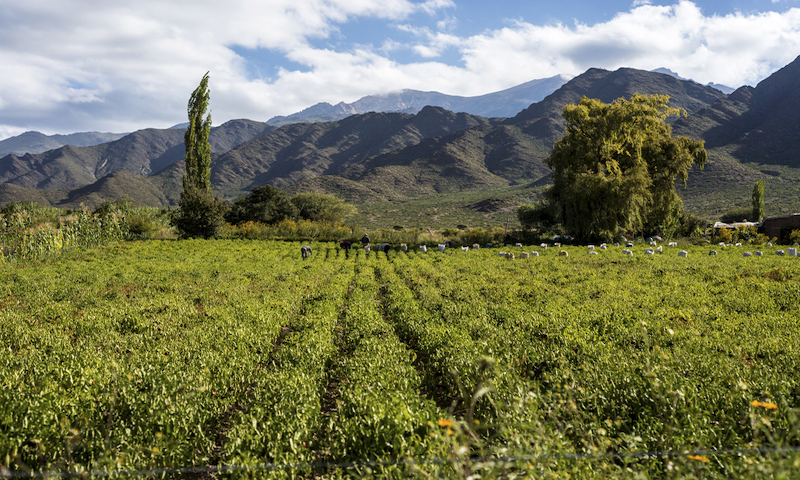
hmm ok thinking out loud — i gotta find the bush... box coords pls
[172,189,227,239]
[718,207,753,223]
[676,212,708,239]
[459,228,500,246]
[93,196,134,217]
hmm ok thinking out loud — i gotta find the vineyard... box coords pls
[2,240,800,478]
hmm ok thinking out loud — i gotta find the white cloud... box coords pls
[1,0,800,140]
[457,1,800,90]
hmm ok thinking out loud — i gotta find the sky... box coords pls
[1,0,800,140]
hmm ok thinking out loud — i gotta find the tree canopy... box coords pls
[290,192,356,224]
[225,185,297,225]
[517,201,557,230]
[545,94,707,241]
[224,187,356,226]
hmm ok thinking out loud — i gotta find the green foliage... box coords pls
[788,229,800,245]
[219,219,354,242]
[92,196,170,240]
[171,188,227,239]
[183,72,212,194]
[290,192,356,224]
[0,208,125,260]
[517,201,558,229]
[4,241,800,478]
[457,227,504,246]
[92,196,134,217]
[752,179,765,222]
[675,211,708,239]
[713,225,771,245]
[546,94,707,242]
[719,207,753,223]
[225,185,297,225]
[1,201,52,218]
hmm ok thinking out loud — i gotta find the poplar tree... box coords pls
[173,72,225,238]
[546,94,707,241]
[752,179,765,222]
[183,72,212,193]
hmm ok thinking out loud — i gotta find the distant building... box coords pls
[760,214,800,242]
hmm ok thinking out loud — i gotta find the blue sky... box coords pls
[1,0,799,140]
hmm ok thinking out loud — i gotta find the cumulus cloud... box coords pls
[0,0,799,139]
[458,1,800,90]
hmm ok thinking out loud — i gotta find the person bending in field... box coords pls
[301,245,312,260]
[340,240,352,258]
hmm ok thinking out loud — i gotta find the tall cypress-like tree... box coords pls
[752,179,765,222]
[183,72,212,193]
[173,73,225,238]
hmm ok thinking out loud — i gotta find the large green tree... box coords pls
[225,185,298,225]
[290,192,356,224]
[173,73,225,238]
[546,94,707,241]
[517,201,557,230]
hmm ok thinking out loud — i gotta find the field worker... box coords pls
[361,234,370,246]
[301,245,312,260]
[340,240,352,251]
[379,243,390,254]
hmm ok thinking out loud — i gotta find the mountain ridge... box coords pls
[2,58,799,221]
[267,74,572,124]
[0,131,128,157]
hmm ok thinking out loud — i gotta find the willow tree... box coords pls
[173,72,225,238]
[546,94,707,241]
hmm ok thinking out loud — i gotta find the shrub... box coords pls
[788,229,800,245]
[172,189,227,239]
[93,196,134,217]
[459,228,498,246]
[718,207,753,223]
[713,227,733,244]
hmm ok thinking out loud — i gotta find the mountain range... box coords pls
[266,74,573,125]
[0,131,128,157]
[1,57,798,222]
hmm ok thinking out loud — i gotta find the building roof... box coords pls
[712,221,761,229]
[762,213,800,222]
